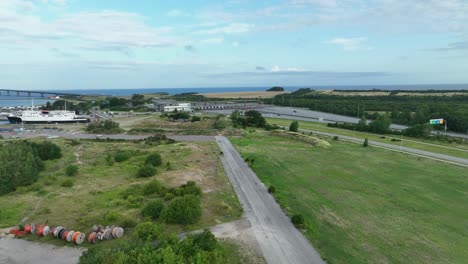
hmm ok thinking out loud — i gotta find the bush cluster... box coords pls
[79,227,230,264]
[0,142,45,195]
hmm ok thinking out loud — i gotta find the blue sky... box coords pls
[1,0,467,90]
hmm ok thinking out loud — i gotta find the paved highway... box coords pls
[205,106,468,139]
[216,136,325,264]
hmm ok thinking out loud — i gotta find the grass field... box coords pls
[0,139,242,234]
[265,117,468,159]
[231,132,468,264]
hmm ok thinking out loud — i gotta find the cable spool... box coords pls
[75,232,86,245]
[66,231,75,242]
[72,232,80,243]
[103,229,112,240]
[42,226,50,237]
[112,227,124,238]
[54,226,63,238]
[62,230,70,241]
[88,232,97,244]
[25,225,32,234]
[58,228,67,240]
[37,225,44,236]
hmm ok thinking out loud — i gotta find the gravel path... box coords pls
[216,136,325,264]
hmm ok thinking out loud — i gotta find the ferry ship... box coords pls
[7,109,90,124]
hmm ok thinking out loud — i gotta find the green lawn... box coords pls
[231,132,468,264]
[265,117,468,159]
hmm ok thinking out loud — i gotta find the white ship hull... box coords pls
[8,110,90,124]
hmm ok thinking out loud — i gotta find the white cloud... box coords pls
[200,38,224,44]
[194,23,252,35]
[271,65,306,72]
[326,37,367,51]
[288,0,337,8]
[231,41,239,47]
[0,2,179,51]
[166,9,187,17]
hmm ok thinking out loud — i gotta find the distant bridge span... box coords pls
[0,89,86,98]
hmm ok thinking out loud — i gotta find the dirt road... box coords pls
[216,136,325,264]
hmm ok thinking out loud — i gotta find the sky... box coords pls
[1,0,468,90]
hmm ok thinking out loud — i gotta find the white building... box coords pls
[163,103,192,112]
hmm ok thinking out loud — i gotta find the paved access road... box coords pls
[298,128,468,167]
[216,136,325,264]
[0,239,84,264]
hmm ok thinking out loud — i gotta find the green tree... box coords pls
[289,121,299,132]
[363,137,369,147]
[30,141,62,160]
[0,142,43,195]
[244,110,266,127]
[368,114,391,133]
[162,195,202,225]
[356,115,368,131]
[404,124,433,138]
[145,153,162,167]
[229,110,243,127]
[131,94,145,107]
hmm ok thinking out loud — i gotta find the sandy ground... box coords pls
[0,239,85,264]
[201,91,289,99]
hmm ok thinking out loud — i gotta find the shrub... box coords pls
[105,154,114,165]
[68,139,81,146]
[289,121,299,132]
[30,141,62,160]
[61,179,74,187]
[86,120,123,134]
[143,180,164,196]
[191,116,201,122]
[137,165,157,178]
[134,222,162,241]
[268,186,276,194]
[192,229,218,251]
[0,142,43,195]
[291,214,305,228]
[142,199,165,220]
[173,181,201,197]
[213,120,227,130]
[333,136,339,140]
[118,217,137,228]
[126,195,144,208]
[114,151,130,162]
[105,211,120,223]
[363,137,369,147]
[162,195,202,225]
[65,164,79,176]
[145,153,162,167]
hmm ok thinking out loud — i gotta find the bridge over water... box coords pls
[0,89,85,98]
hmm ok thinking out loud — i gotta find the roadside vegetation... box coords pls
[231,131,468,263]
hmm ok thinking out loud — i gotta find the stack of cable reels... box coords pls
[89,224,125,243]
